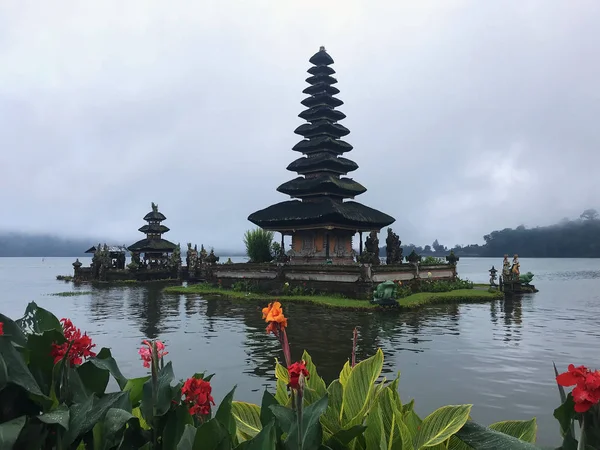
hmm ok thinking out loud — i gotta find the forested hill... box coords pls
[399,210,600,258]
[0,232,94,257]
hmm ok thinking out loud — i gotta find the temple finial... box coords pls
[319,46,326,51]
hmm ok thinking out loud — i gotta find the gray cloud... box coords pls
[1,0,599,251]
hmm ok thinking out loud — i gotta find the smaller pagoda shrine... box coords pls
[128,203,178,268]
[248,47,395,264]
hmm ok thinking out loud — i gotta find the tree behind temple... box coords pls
[244,229,274,263]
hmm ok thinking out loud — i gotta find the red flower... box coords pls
[0,322,4,336]
[288,361,309,390]
[51,319,97,366]
[138,339,168,368]
[557,364,600,413]
[181,377,215,416]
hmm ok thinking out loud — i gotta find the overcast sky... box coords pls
[1,1,599,252]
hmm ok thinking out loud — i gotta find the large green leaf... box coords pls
[231,401,262,441]
[339,361,352,388]
[0,336,46,398]
[413,404,472,448]
[123,376,151,405]
[259,390,279,428]
[285,394,329,450]
[454,421,542,449]
[194,417,230,449]
[0,353,7,390]
[274,359,290,406]
[87,347,128,389]
[386,373,402,408]
[162,406,194,450]
[301,351,327,406]
[177,424,197,450]
[340,348,384,427]
[0,416,26,448]
[37,403,70,429]
[321,380,343,435]
[364,401,386,450]
[94,407,135,450]
[16,302,62,334]
[215,386,238,442]
[140,361,175,420]
[489,419,537,443]
[238,420,277,450]
[63,390,130,446]
[364,388,408,450]
[268,404,295,434]
[77,359,110,396]
[0,313,27,346]
[554,393,577,437]
[324,425,367,450]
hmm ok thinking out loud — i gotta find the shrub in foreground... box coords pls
[0,301,592,448]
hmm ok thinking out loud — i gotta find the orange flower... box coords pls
[262,301,288,328]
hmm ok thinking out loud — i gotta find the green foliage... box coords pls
[243,229,274,263]
[50,291,93,297]
[421,256,446,265]
[409,277,474,293]
[0,302,547,449]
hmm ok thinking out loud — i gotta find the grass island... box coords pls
[163,282,503,310]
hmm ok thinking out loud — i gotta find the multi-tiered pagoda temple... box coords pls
[248,47,395,264]
[128,203,177,267]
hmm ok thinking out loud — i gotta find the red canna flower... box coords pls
[0,322,4,336]
[138,339,168,368]
[51,318,96,366]
[557,364,600,413]
[181,377,215,416]
[288,361,309,390]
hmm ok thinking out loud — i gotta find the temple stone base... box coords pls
[203,263,457,299]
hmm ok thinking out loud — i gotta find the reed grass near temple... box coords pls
[163,283,503,310]
[49,291,94,297]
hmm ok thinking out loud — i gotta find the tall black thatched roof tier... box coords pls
[277,175,366,199]
[128,238,178,253]
[286,154,358,175]
[138,224,170,234]
[248,198,395,231]
[247,46,395,231]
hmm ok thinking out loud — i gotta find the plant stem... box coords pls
[296,383,304,447]
[281,328,292,367]
[351,327,358,368]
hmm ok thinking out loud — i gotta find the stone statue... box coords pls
[446,250,459,265]
[385,228,403,265]
[358,231,380,265]
[519,272,534,285]
[186,243,192,267]
[199,245,208,263]
[371,280,398,306]
[128,252,140,271]
[187,244,199,276]
[169,244,182,272]
[489,266,498,286]
[511,254,520,278]
[502,254,511,280]
[205,249,219,265]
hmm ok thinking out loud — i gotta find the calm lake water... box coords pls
[1,256,599,446]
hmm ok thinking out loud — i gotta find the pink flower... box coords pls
[138,339,168,368]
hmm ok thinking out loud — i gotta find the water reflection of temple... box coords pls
[490,298,524,343]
